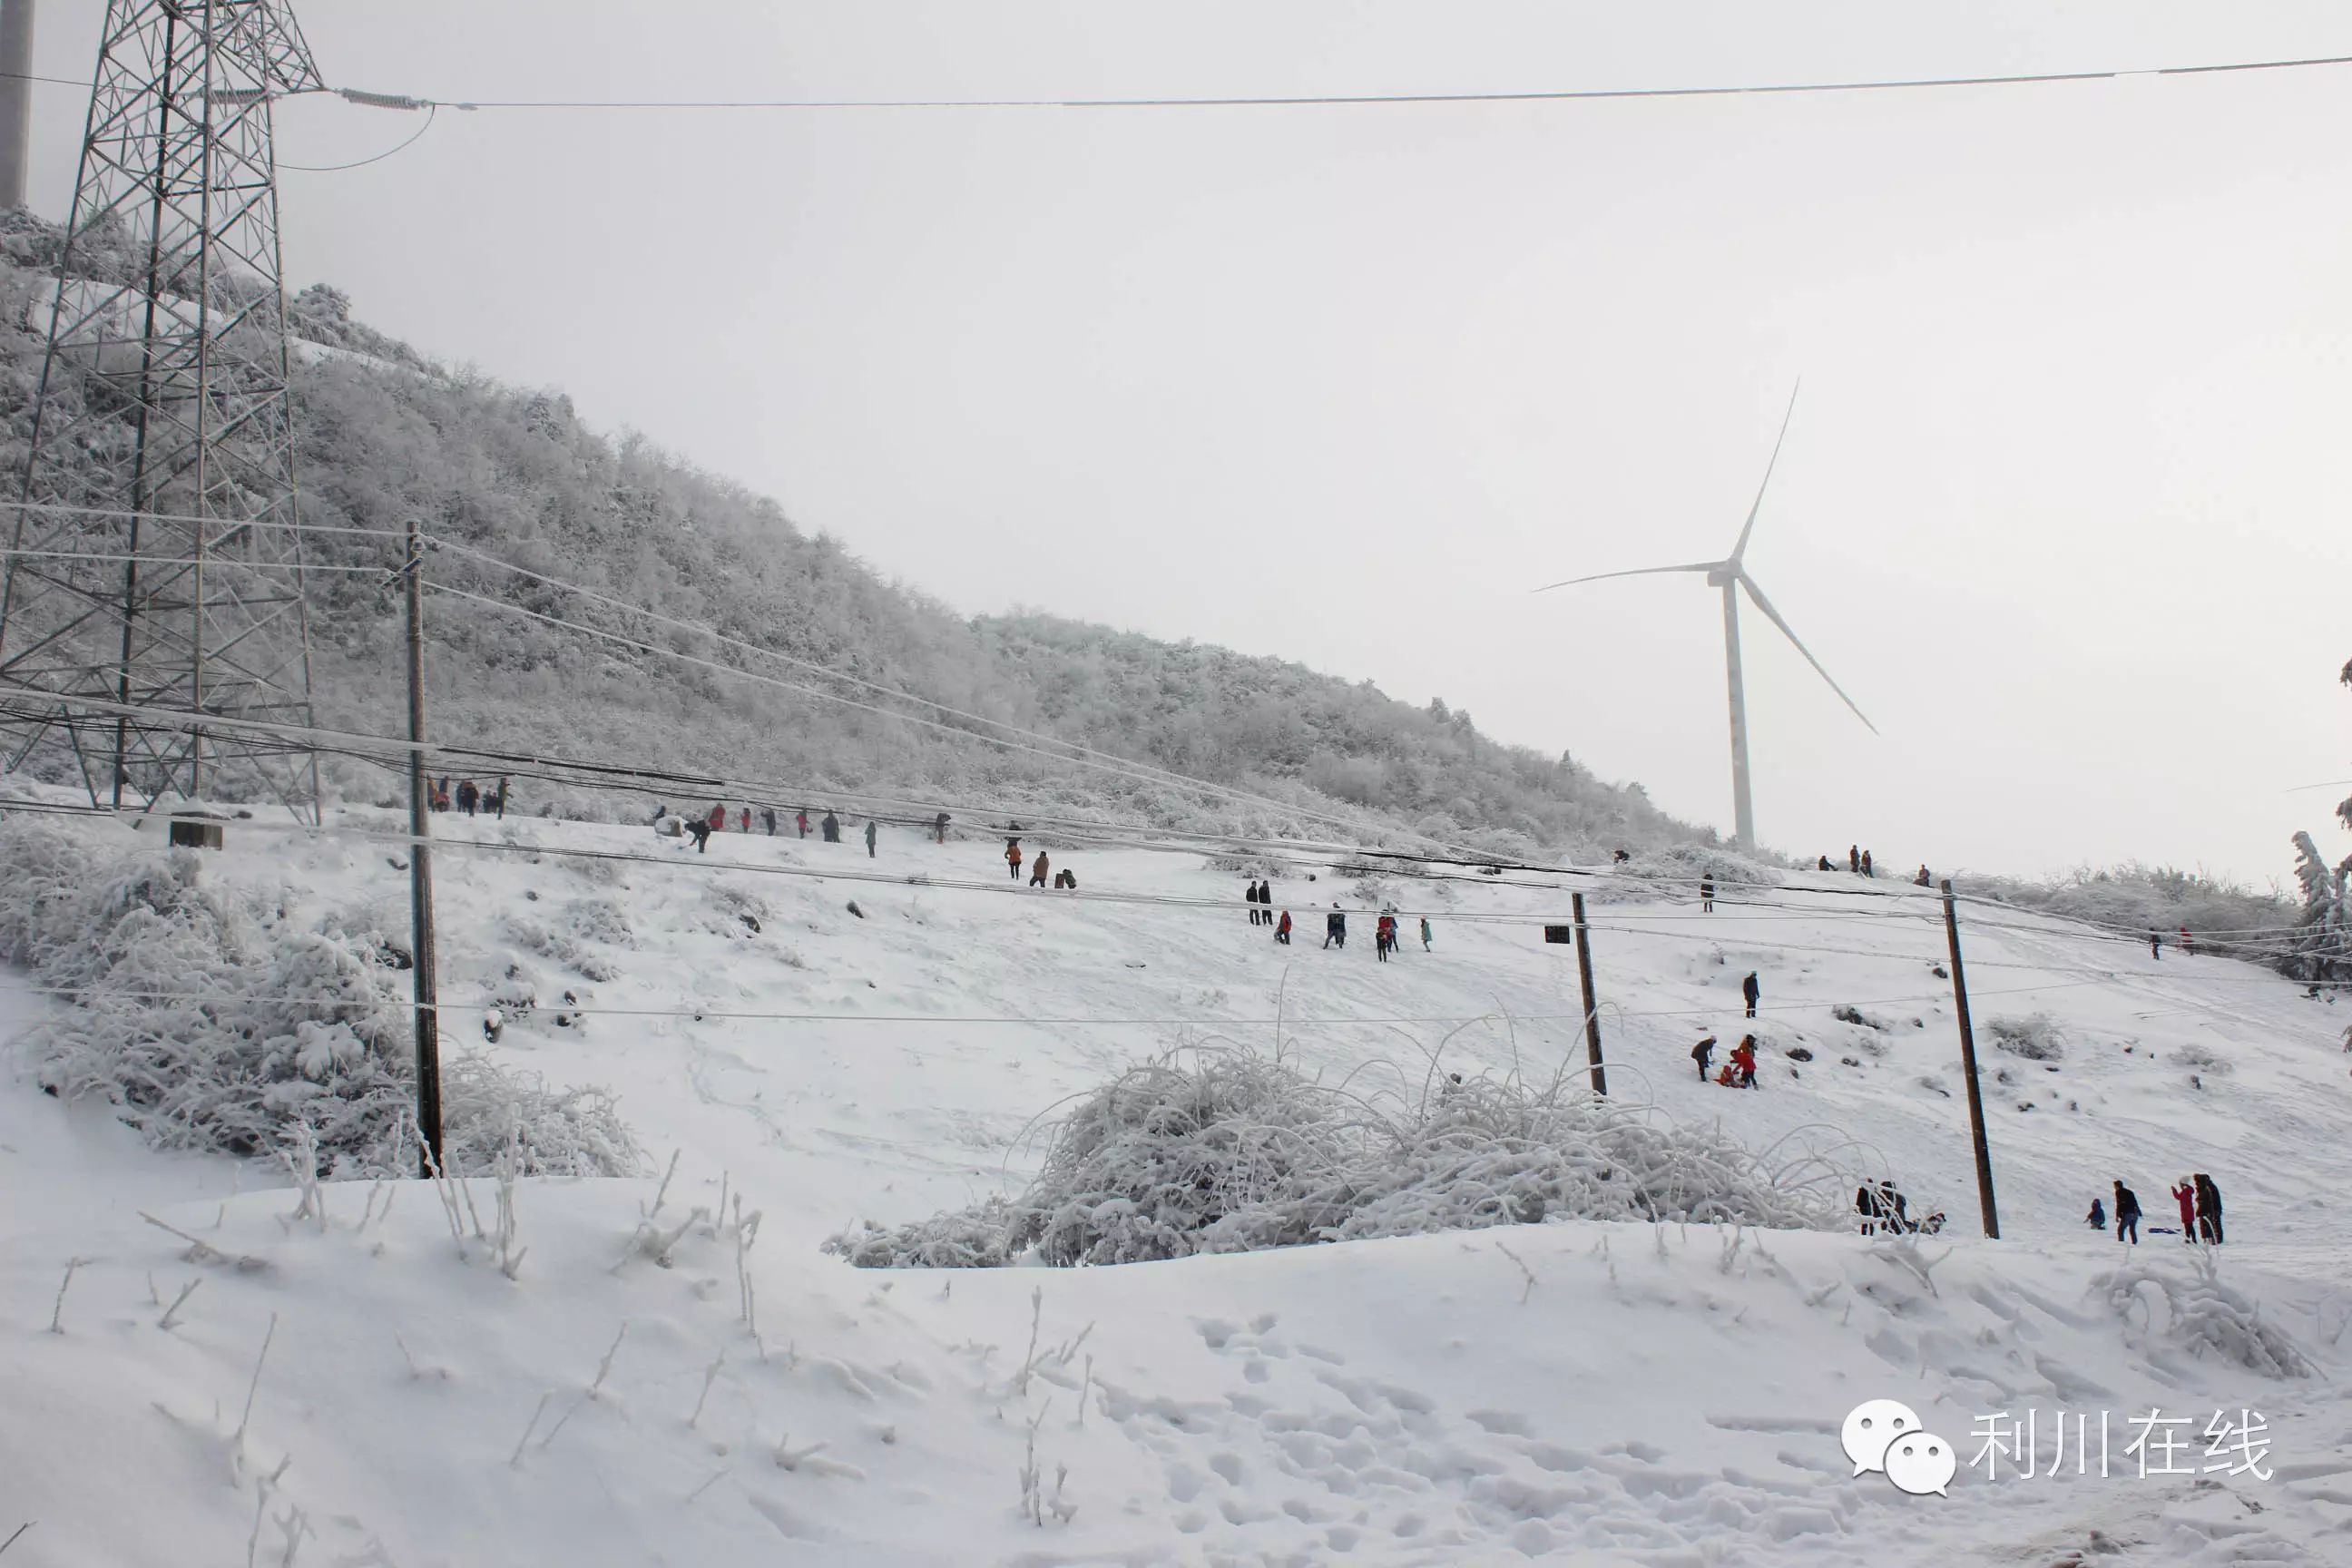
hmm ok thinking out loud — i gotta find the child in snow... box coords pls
[1275,909,1291,945]
[2170,1180,2197,1242]
[2087,1197,2106,1230]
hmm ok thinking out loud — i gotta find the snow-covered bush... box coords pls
[0,816,638,1178]
[2096,1251,2311,1377]
[826,1049,1846,1269]
[1985,1014,2066,1062]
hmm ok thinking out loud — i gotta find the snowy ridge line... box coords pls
[426,579,1463,858]
[427,532,1368,828]
[1586,919,2311,980]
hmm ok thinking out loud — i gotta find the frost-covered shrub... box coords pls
[562,896,634,947]
[503,911,620,982]
[2097,1251,2310,1377]
[1986,1013,2066,1062]
[2170,1043,2234,1077]
[826,1050,1846,1268]
[0,816,638,1178]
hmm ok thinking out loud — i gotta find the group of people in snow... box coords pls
[1242,882,1432,959]
[2093,1173,2222,1244]
[2145,926,2197,959]
[1691,1032,1759,1089]
[1855,1180,1944,1235]
[428,775,509,818]
[1814,845,1880,877]
[1005,831,1080,891]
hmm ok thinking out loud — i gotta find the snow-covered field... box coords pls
[5,807,2350,1565]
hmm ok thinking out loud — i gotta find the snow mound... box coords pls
[0,818,638,1177]
[828,1050,1846,1267]
[2096,1250,2313,1378]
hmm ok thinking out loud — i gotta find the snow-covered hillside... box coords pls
[4,808,2349,1565]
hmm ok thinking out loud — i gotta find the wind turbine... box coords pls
[1532,387,1876,851]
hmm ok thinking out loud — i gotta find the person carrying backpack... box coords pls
[2112,1181,2141,1244]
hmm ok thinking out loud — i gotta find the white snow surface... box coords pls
[5,808,2352,1565]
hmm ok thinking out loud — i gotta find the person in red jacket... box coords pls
[2170,1179,2198,1243]
[708,803,727,831]
[1727,1036,1759,1089]
[1275,909,1292,945]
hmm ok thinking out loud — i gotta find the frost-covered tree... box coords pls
[2288,831,2351,982]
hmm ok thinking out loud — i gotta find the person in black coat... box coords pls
[456,779,480,817]
[1741,971,1760,1019]
[821,811,840,843]
[684,818,711,854]
[1324,906,1347,950]
[1692,1034,1717,1082]
[1700,874,1715,913]
[2112,1181,2141,1244]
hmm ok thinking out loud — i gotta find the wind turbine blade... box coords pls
[1737,572,1878,735]
[1728,380,1801,564]
[1530,561,1720,594]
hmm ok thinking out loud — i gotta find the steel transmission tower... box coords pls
[0,0,324,818]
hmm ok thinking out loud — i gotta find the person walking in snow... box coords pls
[457,779,480,817]
[1006,841,1024,880]
[1275,909,1292,945]
[797,808,809,838]
[1377,913,1397,961]
[1700,874,1715,913]
[1244,880,1260,926]
[494,777,510,818]
[866,819,877,858]
[2087,1197,2106,1230]
[1692,1034,1717,1083]
[1849,845,1860,873]
[2112,1181,2141,1244]
[2148,929,2162,959]
[684,817,712,854]
[1420,915,1433,953]
[2194,1173,2223,1244]
[935,811,950,845]
[2170,1179,2198,1243]
[821,810,841,843]
[1741,971,1760,1019]
[2179,925,2194,956]
[1860,849,1874,877]
[738,805,750,833]
[1030,850,1052,887]
[761,807,776,836]
[1325,906,1347,950]
[708,802,727,832]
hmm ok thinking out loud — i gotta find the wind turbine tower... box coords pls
[1534,387,1875,850]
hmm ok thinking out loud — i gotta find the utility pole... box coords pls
[0,0,34,211]
[403,522,441,1175]
[1570,892,1608,1095]
[1940,879,1999,1239]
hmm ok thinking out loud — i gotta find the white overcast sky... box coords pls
[20,1,2352,886]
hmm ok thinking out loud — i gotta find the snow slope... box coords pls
[4,808,2350,1565]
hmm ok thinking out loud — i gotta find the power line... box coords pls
[281,102,438,172]
[338,49,2352,113]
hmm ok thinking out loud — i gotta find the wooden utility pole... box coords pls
[1940,879,1999,1239]
[1570,892,1608,1095]
[403,522,442,1174]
